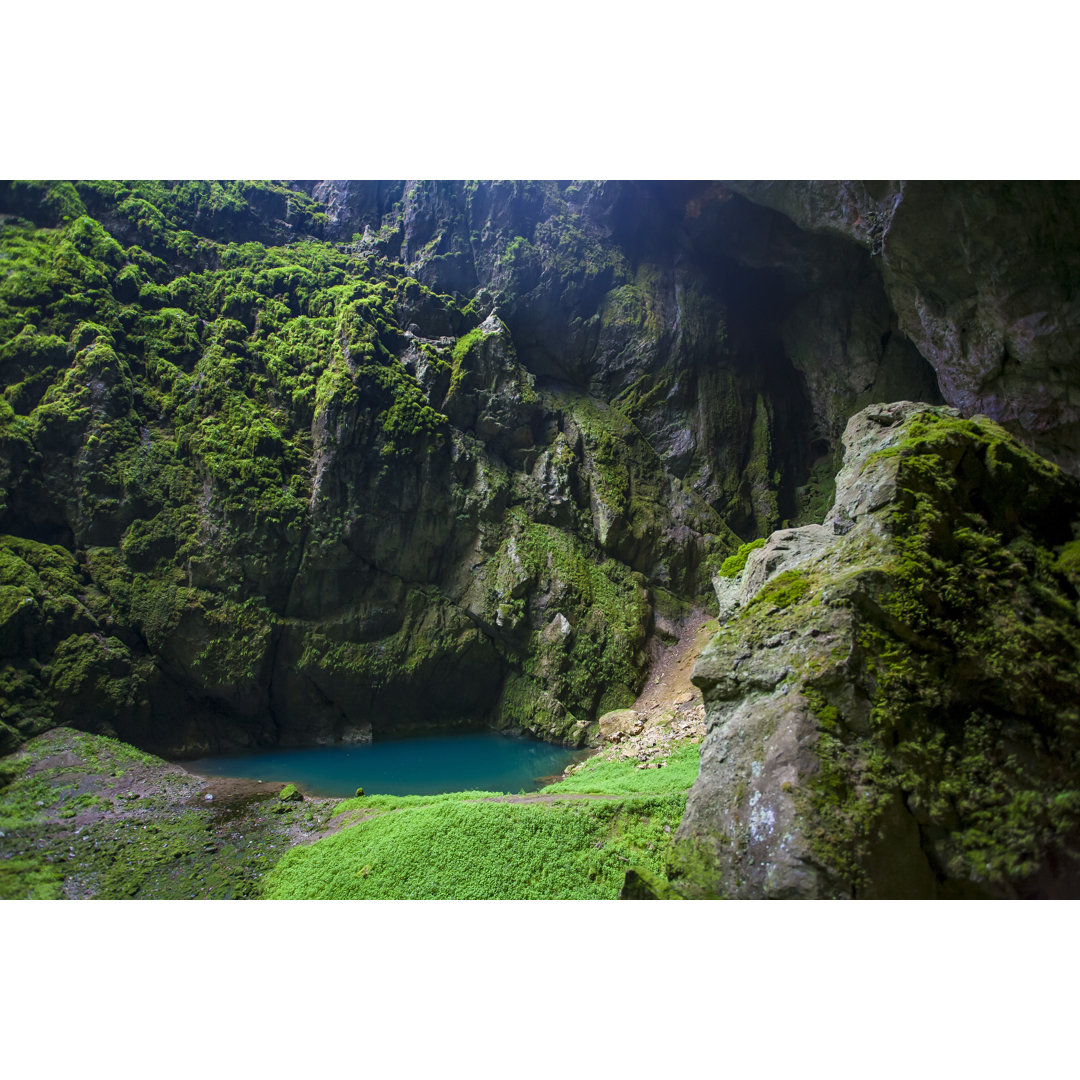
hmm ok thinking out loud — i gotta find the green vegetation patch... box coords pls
[748,568,812,611]
[262,791,686,900]
[267,739,701,900]
[0,856,65,900]
[541,741,700,796]
[0,728,336,899]
[333,790,500,816]
[717,537,765,578]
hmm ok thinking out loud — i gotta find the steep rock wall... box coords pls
[304,179,946,526]
[727,181,1080,473]
[0,182,743,755]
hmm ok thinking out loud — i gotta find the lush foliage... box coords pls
[263,790,687,899]
[717,537,765,578]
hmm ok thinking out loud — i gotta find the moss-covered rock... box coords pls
[0,727,338,898]
[672,402,1080,899]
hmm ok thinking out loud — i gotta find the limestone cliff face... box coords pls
[727,181,1080,474]
[0,182,743,754]
[304,180,946,523]
[671,402,1080,899]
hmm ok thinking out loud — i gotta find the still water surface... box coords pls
[184,731,586,797]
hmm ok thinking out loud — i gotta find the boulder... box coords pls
[598,709,644,743]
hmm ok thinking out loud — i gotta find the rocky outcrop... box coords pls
[670,401,1080,899]
[728,181,1080,474]
[598,709,645,743]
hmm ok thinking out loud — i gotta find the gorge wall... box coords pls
[1,181,1077,799]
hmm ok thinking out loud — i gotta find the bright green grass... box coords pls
[332,790,503,817]
[540,741,701,795]
[262,793,686,900]
[263,744,702,899]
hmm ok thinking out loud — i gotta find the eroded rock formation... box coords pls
[728,181,1080,472]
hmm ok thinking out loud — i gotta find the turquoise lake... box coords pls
[183,731,588,797]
